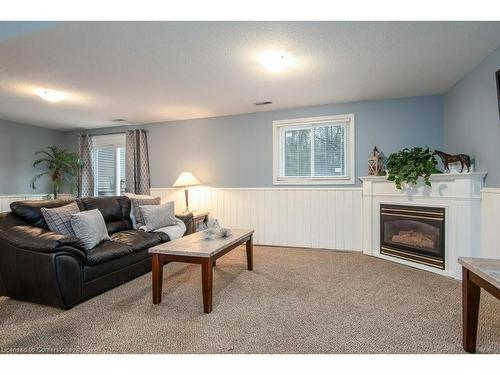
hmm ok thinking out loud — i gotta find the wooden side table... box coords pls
[458,257,500,353]
[175,211,209,235]
[192,211,209,232]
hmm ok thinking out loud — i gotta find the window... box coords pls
[93,134,126,196]
[273,114,355,185]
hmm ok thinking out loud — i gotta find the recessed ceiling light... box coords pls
[258,50,295,72]
[36,88,65,103]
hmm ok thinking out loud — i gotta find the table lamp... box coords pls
[172,172,200,213]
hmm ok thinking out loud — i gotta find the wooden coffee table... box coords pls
[149,229,254,313]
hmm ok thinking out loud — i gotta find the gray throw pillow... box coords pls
[140,201,177,232]
[70,209,110,250]
[41,202,81,236]
[130,197,161,229]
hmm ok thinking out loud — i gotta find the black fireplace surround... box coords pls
[380,204,445,269]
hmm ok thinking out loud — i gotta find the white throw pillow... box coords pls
[139,201,177,232]
[70,209,110,250]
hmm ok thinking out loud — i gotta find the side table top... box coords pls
[459,257,500,289]
[150,228,254,258]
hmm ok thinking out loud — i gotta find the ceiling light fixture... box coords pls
[258,50,294,72]
[36,88,65,103]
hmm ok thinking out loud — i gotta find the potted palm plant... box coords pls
[31,146,84,199]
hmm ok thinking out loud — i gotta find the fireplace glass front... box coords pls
[380,204,445,269]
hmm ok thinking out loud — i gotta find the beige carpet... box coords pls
[0,246,498,354]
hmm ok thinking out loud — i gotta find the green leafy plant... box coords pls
[386,147,438,190]
[31,146,84,198]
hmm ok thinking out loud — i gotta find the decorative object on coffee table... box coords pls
[386,147,438,189]
[201,218,220,240]
[172,171,200,212]
[432,150,471,173]
[150,228,254,313]
[458,257,500,353]
[219,228,232,238]
[367,146,384,176]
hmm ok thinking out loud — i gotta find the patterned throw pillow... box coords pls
[41,202,81,236]
[130,197,161,229]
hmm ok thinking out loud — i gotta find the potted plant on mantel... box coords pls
[31,146,84,199]
[386,147,439,190]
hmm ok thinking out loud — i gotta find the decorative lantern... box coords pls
[368,146,384,176]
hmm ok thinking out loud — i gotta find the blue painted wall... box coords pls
[0,118,67,194]
[76,95,443,188]
[444,46,500,187]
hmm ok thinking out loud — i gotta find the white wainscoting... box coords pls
[480,188,500,259]
[150,187,363,251]
[0,194,52,212]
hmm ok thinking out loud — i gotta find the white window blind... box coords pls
[273,114,355,185]
[93,134,126,196]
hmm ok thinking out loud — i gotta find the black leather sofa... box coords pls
[0,196,192,309]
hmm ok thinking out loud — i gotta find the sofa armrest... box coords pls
[175,213,194,235]
[0,224,86,260]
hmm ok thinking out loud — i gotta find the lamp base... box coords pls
[184,188,189,213]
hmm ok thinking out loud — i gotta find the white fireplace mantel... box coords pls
[359,172,487,279]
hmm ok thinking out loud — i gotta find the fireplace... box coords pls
[380,204,445,269]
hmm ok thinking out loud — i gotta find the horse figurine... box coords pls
[432,150,471,173]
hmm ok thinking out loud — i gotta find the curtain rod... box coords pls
[78,129,148,136]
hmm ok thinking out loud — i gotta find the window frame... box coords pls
[273,114,355,185]
[92,134,126,196]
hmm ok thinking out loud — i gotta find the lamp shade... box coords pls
[172,172,200,187]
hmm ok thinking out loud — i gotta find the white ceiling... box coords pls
[0,21,500,131]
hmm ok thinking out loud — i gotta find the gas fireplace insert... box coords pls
[380,204,445,269]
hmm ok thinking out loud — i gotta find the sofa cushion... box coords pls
[110,229,168,252]
[85,240,132,266]
[10,199,75,229]
[78,196,132,234]
[83,248,151,282]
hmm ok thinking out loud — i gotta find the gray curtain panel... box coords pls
[125,129,151,195]
[77,134,95,197]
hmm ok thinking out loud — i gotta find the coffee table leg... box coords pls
[463,267,481,353]
[152,254,163,304]
[246,234,253,271]
[201,259,213,313]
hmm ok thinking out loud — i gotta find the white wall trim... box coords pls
[151,186,363,252]
[480,188,500,259]
[152,186,363,191]
[0,194,52,212]
[481,187,500,194]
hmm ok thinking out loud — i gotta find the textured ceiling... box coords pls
[0,21,500,131]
